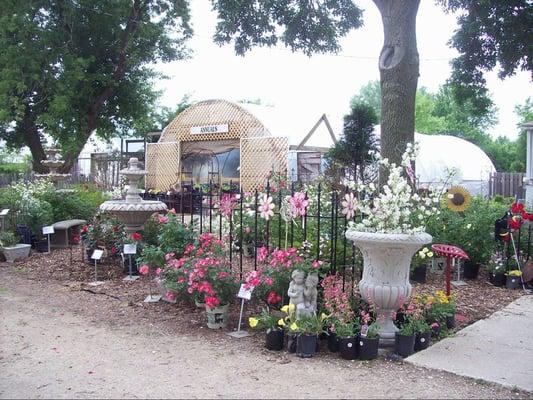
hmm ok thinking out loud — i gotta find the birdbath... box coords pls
[99,157,167,234]
[35,148,71,186]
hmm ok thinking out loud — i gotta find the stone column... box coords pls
[522,122,533,208]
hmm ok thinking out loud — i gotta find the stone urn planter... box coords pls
[1,244,31,263]
[346,231,432,346]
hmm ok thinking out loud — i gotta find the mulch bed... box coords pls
[3,246,525,341]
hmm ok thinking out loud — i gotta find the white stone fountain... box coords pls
[99,157,167,233]
[35,148,71,186]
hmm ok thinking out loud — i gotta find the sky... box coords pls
[155,0,531,141]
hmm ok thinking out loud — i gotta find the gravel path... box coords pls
[0,267,530,399]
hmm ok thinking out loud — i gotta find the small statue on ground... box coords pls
[287,270,319,317]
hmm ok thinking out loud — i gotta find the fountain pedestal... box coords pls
[99,158,167,234]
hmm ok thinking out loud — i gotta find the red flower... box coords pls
[81,225,88,234]
[509,216,521,230]
[267,291,282,305]
[111,246,118,254]
[511,202,524,214]
[131,232,142,242]
[205,296,220,309]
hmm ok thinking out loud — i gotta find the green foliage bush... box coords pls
[426,197,509,265]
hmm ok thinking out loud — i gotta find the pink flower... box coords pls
[155,268,162,276]
[267,291,282,305]
[244,226,251,234]
[139,264,150,275]
[257,246,268,263]
[341,193,357,220]
[158,215,169,224]
[131,232,142,242]
[205,296,220,309]
[168,208,176,214]
[165,252,175,261]
[264,277,273,286]
[219,194,237,218]
[165,291,176,301]
[258,195,275,221]
[289,191,308,218]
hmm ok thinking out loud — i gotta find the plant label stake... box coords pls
[42,225,55,253]
[89,249,104,286]
[452,258,467,287]
[227,284,253,338]
[123,244,139,282]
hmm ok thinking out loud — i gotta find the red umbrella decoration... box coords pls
[431,244,470,296]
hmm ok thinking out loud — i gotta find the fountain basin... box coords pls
[99,199,167,233]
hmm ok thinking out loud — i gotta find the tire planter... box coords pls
[1,244,31,263]
[463,261,480,280]
[506,276,520,290]
[296,334,317,358]
[395,333,416,358]
[414,331,431,351]
[489,272,506,287]
[338,336,358,360]
[265,329,284,351]
[205,304,229,329]
[358,336,379,360]
[327,332,339,352]
[411,265,427,283]
[446,315,456,329]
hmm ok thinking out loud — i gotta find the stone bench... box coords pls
[51,219,87,248]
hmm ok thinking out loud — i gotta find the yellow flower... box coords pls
[289,322,298,331]
[320,312,329,321]
[427,251,434,258]
[248,317,258,328]
[419,252,426,259]
[288,303,296,313]
[281,305,290,314]
[278,318,286,327]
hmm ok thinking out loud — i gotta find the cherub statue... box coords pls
[303,274,319,314]
[287,269,306,314]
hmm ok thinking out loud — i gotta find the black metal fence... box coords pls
[143,180,363,288]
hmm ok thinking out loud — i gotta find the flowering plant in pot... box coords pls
[410,247,434,284]
[249,308,284,351]
[0,231,31,263]
[335,321,360,360]
[487,256,506,287]
[277,303,298,352]
[321,274,356,353]
[292,313,329,358]
[505,269,522,290]
[358,322,380,360]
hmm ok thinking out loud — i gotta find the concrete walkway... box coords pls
[407,294,533,392]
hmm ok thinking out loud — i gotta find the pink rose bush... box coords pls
[160,233,238,308]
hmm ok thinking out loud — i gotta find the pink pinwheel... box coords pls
[341,192,357,220]
[290,191,309,218]
[258,194,275,220]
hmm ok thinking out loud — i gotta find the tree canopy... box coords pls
[438,0,533,114]
[0,0,192,171]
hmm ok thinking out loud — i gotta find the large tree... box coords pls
[0,0,192,172]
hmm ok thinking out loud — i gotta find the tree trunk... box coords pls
[373,0,420,167]
[21,112,47,173]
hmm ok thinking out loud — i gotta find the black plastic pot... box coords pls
[395,333,415,357]
[506,276,520,290]
[338,336,358,360]
[358,336,379,360]
[463,261,480,280]
[286,334,297,353]
[327,332,339,352]
[411,265,427,283]
[296,334,317,358]
[446,315,456,329]
[414,331,431,351]
[489,272,506,287]
[265,329,284,351]
[16,224,33,245]
[34,239,49,253]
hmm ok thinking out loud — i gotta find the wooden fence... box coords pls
[488,172,525,199]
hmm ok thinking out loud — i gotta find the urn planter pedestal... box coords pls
[346,231,432,347]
